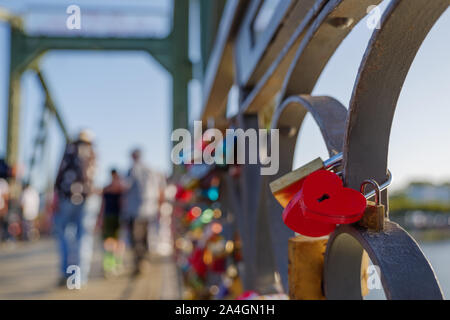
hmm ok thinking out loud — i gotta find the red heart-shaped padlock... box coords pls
[282,186,336,237]
[300,170,367,224]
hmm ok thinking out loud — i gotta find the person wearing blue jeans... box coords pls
[53,197,85,285]
[54,130,96,287]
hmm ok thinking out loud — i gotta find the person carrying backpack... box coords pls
[53,130,96,287]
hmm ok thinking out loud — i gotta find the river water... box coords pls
[420,240,450,298]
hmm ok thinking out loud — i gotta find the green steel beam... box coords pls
[26,35,170,52]
[34,69,70,143]
[27,103,49,186]
[6,26,25,167]
[199,0,227,76]
[25,35,174,72]
[6,72,21,167]
[171,0,191,132]
[170,0,191,176]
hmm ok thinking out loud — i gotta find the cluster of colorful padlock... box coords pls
[278,154,392,237]
[172,163,246,300]
[170,131,254,299]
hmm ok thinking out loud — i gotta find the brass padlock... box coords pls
[269,152,343,208]
[359,179,385,232]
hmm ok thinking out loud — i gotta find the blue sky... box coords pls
[295,2,450,191]
[0,0,449,191]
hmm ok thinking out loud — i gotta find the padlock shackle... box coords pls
[361,170,392,201]
[324,152,343,170]
[323,152,392,200]
[360,179,381,204]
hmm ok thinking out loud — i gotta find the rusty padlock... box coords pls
[359,179,386,232]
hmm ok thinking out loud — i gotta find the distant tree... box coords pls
[389,194,450,214]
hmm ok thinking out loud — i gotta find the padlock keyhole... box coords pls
[317,194,330,203]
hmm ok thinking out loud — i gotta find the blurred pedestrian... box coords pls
[20,183,40,241]
[0,177,9,242]
[53,129,96,286]
[0,159,11,180]
[99,169,126,277]
[122,148,165,275]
